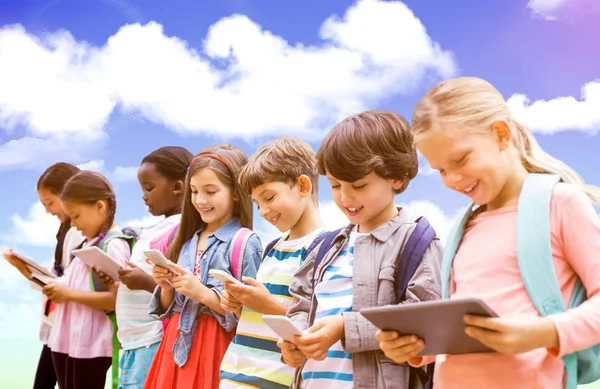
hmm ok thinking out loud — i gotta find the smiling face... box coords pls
[38,187,68,223]
[251,177,310,233]
[138,162,182,217]
[189,168,235,230]
[417,129,512,208]
[327,171,402,233]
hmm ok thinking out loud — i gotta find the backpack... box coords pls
[229,228,254,280]
[442,173,600,389]
[89,228,139,389]
[307,218,438,389]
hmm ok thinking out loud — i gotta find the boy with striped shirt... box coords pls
[219,136,325,389]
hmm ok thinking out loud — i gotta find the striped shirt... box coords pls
[220,228,325,389]
[301,228,364,388]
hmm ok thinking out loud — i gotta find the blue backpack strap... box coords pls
[311,228,342,288]
[516,173,580,389]
[395,217,437,301]
[263,237,280,260]
[395,217,437,389]
[441,205,474,299]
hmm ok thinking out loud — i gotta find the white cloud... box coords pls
[119,214,164,228]
[77,159,138,183]
[0,0,455,165]
[399,200,462,245]
[1,202,60,247]
[418,152,437,176]
[0,132,106,170]
[527,0,573,20]
[507,80,600,134]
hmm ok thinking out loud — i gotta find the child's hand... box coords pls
[293,315,345,360]
[167,262,207,301]
[2,248,32,279]
[43,283,72,303]
[225,277,278,314]
[464,314,559,354]
[375,330,425,363]
[220,288,242,314]
[150,262,174,291]
[277,339,306,368]
[95,270,119,293]
[119,261,154,291]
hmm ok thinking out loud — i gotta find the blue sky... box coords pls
[0,0,599,343]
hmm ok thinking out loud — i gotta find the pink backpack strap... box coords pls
[230,228,252,280]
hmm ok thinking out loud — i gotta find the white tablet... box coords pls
[72,246,123,281]
[11,252,57,279]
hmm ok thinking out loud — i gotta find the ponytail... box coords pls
[512,119,600,205]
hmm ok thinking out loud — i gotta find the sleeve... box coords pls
[148,285,177,320]
[548,188,600,356]
[206,233,263,331]
[105,238,131,266]
[286,246,318,332]
[342,238,444,354]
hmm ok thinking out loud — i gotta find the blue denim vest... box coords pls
[149,217,263,366]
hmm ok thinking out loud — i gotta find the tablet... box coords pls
[360,297,498,356]
[11,252,57,279]
[72,246,123,281]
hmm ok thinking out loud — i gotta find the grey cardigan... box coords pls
[287,209,443,389]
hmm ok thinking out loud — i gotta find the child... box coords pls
[376,76,600,389]
[280,110,443,389]
[2,162,84,389]
[43,171,132,389]
[219,136,325,389]
[104,146,192,389]
[144,144,263,389]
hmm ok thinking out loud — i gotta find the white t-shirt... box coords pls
[115,214,181,350]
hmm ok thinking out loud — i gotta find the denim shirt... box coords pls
[148,217,263,367]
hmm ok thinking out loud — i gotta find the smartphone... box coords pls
[262,314,304,342]
[143,249,180,276]
[208,269,243,285]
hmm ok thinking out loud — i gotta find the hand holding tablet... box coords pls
[361,297,498,356]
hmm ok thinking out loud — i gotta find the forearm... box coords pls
[141,277,157,294]
[258,299,289,316]
[159,287,175,312]
[198,288,225,316]
[68,290,116,311]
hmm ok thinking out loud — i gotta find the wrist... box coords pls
[540,317,559,349]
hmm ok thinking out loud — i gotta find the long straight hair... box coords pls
[165,144,252,262]
[412,76,600,205]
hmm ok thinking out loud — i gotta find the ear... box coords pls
[172,180,184,196]
[391,179,403,191]
[96,199,107,214]
[296,175,313,198]
[491,120,511,151]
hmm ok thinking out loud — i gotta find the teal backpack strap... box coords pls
[441,205,474,299]
[515,173,579,388]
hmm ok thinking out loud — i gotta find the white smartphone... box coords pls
[143,249,180,276]
[208,269,243,285]
[262,314,304,342]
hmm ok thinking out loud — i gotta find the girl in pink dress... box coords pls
[43,171,132,389]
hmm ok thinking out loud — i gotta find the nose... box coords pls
[195,194,208,207]
[339,187,352,204]
[142,192,148,202]
[445,171,463,189]
[259,206,269,219]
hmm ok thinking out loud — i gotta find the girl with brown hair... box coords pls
[144,144,262,389]
[3,163,84,389]
[42,171,133,389]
